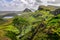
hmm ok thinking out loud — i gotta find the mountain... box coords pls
[38,5,60,11]
[23,8,32,12]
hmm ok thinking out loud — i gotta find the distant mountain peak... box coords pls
[23,8,32,12]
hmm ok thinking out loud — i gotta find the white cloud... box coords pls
[0,0,60,11]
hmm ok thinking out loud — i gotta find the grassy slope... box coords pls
[0,18,19,40]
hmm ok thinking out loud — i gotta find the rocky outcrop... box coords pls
[50,8,60,15]
[23,8,32,12]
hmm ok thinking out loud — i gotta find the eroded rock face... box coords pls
[23,8,32,12]
[51,9,60,15]
[38,6,44,10]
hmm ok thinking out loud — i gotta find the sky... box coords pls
[0,0,60,11]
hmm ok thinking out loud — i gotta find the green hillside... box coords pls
[0,7,60,40]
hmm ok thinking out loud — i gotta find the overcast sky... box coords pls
[0,0,60,11]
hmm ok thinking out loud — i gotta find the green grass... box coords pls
[4,25,19,34]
